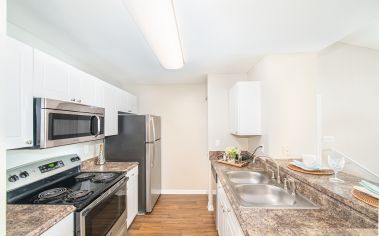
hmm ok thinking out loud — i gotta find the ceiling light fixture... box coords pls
[123,0,184,70]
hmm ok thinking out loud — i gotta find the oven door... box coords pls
[78,177,128,236]
[39,109,104,148]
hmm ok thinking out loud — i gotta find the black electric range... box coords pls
[7,154,128,235]
[8,168,124,211]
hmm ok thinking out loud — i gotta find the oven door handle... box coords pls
[81,176,128,216]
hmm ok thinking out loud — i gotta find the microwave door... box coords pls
[39,109,104,148]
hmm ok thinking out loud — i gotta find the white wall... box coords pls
[6,140,103,170]
[318,43,379,175]
[130,84,209,193]
[207,74,250,151]
[247,54,318,158]
[1,0,7,233]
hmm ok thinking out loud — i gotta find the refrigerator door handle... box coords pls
[150,117,156,168]
[151,117,156,142]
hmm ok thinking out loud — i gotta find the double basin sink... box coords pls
[223,170,319,209]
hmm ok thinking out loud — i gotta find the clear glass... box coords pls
[238,154,242,163]
[327,154,345,183]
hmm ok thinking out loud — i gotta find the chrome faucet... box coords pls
[253,155,281,184]
[251,145,263,163]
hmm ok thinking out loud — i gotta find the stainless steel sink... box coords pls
[234,184,295,206]
[223,170,319,209]
[224,170,270,184]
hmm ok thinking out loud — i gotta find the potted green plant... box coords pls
[225,147,240,163]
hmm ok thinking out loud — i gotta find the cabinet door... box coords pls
[2,37,34,149]
[229,84,238,134]
[228,211,244,236]
[68,67,92,105]
[127,166,139,228]
[217,183,225,236]
[128,93,138,114]
[229,81,261,136]
[41,213,74,236]
[104,84,118,136]
[33,49,70,101]
[117,88,129,113]
[89,77,105,108]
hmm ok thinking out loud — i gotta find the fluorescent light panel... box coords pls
[124,0,184,69]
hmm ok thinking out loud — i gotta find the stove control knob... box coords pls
[71,157,81,162]
[19,171,29,178]
[8,175,19,182]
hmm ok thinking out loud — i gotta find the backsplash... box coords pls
[6,140,103,170]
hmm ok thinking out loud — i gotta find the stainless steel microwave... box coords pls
[34,98,105,148]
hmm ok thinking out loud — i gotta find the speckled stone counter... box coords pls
[211,159,378,236]
[81,157,138,172]
[272,159,378,221]
[7,204,75,236]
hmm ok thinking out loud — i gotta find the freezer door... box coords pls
[146,115,161,142]
[146,139,161,212]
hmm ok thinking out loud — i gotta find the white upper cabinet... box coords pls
[68,67,104,107]
[68,67,91,104]
[5,37,138,141]
[229,81,261,136]
[126,92,138,114]
[33,49,71,101]
[104,83,119,136]
[117,87,129,113]
[90,77,105,108]
[2,37,34,149]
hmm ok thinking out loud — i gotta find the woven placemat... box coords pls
[287,164,333,175]
[217,160,248,168]
[352,189,379,208]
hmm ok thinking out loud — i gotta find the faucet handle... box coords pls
[283,177,288,190]
[270,170,275,179]
[286,176,296,196]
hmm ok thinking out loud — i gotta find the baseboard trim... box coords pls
[161,189,208,194]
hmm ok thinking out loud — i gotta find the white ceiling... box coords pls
[341,17,379,50]
[7,0,379,84]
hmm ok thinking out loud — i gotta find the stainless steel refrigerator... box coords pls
[105,113,161,213]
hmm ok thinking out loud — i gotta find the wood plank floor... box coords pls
[127,194,218,236]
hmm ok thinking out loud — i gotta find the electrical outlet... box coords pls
[281,146,289,157]
[215,139,221,147]
[84,145,90,155]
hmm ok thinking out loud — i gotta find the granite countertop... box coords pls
[211,160,378,236]
[81,157,139,172]
[7,204,75,236]
[273,159,378,221]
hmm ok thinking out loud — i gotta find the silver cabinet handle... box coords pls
[25,140,32,144]
[77,99,82,103]
[71,98,76,102]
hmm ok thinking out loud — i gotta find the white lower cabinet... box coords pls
[126,166,139,228]
[217,182,244,236]
[41,213,74,236]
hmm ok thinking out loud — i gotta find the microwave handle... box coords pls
[95,115,101,137]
